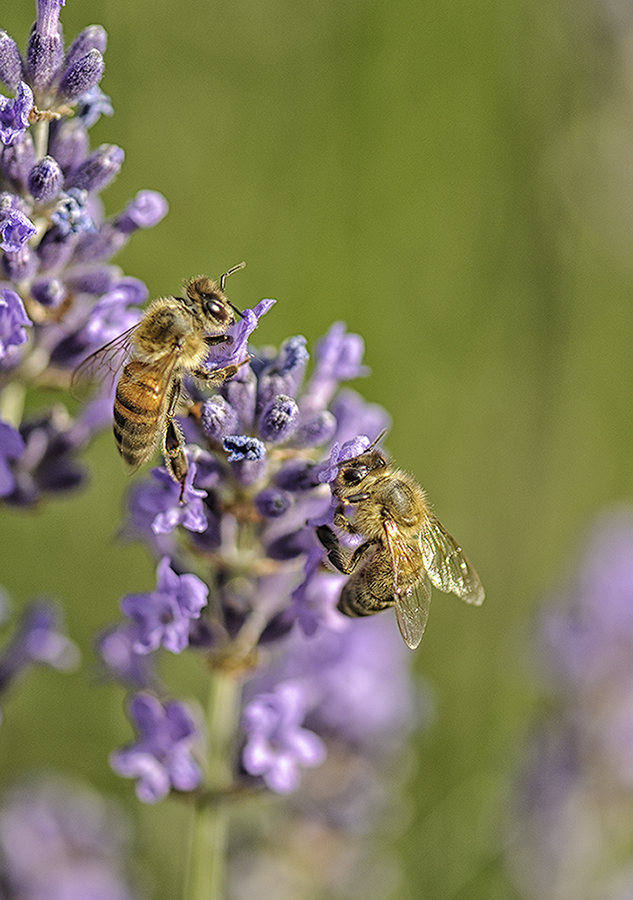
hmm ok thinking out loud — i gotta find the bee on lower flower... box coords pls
[318,432,484,649]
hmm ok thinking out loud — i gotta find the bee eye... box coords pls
[200,293,223,318]
[343,466,366,484]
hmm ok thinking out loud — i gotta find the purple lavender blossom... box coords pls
[242,680,326,794]
[0,202,36,253]
[0,420,24,495]
[0,81,33,145]
[145,464,209,535]
[4,407,90,505]
[97,622,155,689]
[508,508,633,899]
[0,0,167,508]
[120,556,208,654]
[0,289,31,358]
[0,777,139,900]
[110,693,201,803]
[0,599,78,693]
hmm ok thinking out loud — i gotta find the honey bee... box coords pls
[74,262,247,486]
[316,432,484,649]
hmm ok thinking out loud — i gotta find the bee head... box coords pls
[185,263,245,329]
[333,449,387,497]
[185,277,236,327]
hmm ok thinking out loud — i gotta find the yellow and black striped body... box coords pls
[113,358,179,471]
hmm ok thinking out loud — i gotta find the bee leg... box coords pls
[332,506,360,534]
[316,525,373,575]
[164,417,188,500]
[162,379,188,500]
[192,356,250,387]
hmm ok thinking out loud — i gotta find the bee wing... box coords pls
[70,325,138,400]
[383,518,431,650]
[394,575,431,650]
[419,515,485,606]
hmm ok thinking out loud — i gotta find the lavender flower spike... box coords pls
[110,693,201,803]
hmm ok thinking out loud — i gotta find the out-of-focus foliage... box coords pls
[2,0,633,897]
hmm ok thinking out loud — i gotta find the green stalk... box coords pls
[184,669,241,900]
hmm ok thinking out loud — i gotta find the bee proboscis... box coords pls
[73,262,247,487]
[316,431,484,649]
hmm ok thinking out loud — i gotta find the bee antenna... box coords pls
[368,428,389,451]
[220,261,246,292]
[229,301,244,320]
[336,428,389,469]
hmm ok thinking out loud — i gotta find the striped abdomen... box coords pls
[337,546,396,617]
[113,359,175,470]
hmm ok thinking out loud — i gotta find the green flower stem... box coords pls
[185,669,242,900]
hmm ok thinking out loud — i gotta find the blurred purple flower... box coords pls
[110,693,201,803]
[301,321,370,413]
[0,289,31,358]
[508,508,633,899]
[0,777,139,900]
[120,556,208,654]
[0,599,79,693]
[0,421,24,496]
[242,680,326,794]
[4,407,89,505]
[97,622,155,689]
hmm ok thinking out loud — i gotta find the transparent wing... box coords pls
[383,518,431,650]
[394,576,431,650]
[419,514,485,606]
[70,325,138,400]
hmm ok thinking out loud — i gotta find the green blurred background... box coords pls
[2,0,633,896]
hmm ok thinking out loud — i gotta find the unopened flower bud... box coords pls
[58,49,104,102]
[28,155,63,202]
[68,143,124,192]
[0,31,25,91]
[63,25,107,70]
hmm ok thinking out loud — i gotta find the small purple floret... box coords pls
[317,435,372,485]
[120,556,208,655]
[149,463,208,535]
[0,204,36,253]
[110,693,201,803]
[0,289,32,358]
[0,82,33,146]
[241,680,326,793]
